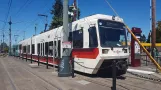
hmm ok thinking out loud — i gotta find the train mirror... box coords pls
[127,32,129,37]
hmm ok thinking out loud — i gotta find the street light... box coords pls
[38,14,48,32]
[69,3,78,21]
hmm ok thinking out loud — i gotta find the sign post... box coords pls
[131,27,142,67]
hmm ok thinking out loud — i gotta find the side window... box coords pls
[19,44,22,50]
[58,40,61,58]
[73,29,83,48]
[32,44,35,54]
[41,43,42,56]
[54,41,56,57]
[23,46,26,53]
[45,42,49,55]
[88,27,98,47]
[37,43,40,54]
[49,41,53,56]
[27,45,30,53]
[54,40,61,58]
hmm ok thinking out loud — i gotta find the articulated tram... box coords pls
[18,14,129,75]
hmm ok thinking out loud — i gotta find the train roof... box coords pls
[19,14,124,44]
[75,14,123,23]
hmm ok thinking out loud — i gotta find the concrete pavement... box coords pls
[0,56,111,90]
[0,56,161,90]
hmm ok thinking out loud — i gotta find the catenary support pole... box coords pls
[9,16,12,56]
[151,0,156,58]
[58,0,71,77]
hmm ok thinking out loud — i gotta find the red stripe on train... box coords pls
[72,48,99,59]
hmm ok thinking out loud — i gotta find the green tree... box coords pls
[140,34,146,42]
[49,0,81,29]
[0,42,9,53]
[156,21,161,43]
[49,0,63,29]
[146,20,161,43]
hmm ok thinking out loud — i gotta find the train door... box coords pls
[37,43,40,55]
[71,28,85,72]
[54,37,61,59]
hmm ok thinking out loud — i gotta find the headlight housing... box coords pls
[102,49,109,54]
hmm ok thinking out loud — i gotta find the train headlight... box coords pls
[122,48,128,53]
[102,49,109,54]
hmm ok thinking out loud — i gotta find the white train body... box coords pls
[18,14,129,74]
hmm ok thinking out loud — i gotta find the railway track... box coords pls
[3,56,161,90]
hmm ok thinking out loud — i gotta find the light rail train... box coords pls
[18,14,129,75]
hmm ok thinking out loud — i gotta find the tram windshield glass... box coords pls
[98,20,127,47]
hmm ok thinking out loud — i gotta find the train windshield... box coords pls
[98,20,127,47]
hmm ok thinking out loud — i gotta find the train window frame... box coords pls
[37,43,40,54]
[88,26,98,48]
[49,41,53,56]
[32,44,35,54]
[27,45,30,54]
[40,43,42,56]
[58,40,61,58]
[45,42,49,55]
[23,46,26,53]
[54,41,56,57]
[19,44,22,50]
[72,29,83,48]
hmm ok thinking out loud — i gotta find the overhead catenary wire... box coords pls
[1,0,12,30]
[14,0,34,18]
[0,0,12,47]
[104,0,119,17]
[16,1,52,41]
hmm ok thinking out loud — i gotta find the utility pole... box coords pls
[2,31,4,52]
[73,0,77,21]
[151,0,156,57]
[9,16,12,55]
[58,0,71,77]
[38,14,48,32]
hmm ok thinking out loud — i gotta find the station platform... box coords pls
[0,56,161,90]
[0,56,112,90]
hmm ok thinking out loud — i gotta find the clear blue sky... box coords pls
[0,0,161,45]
